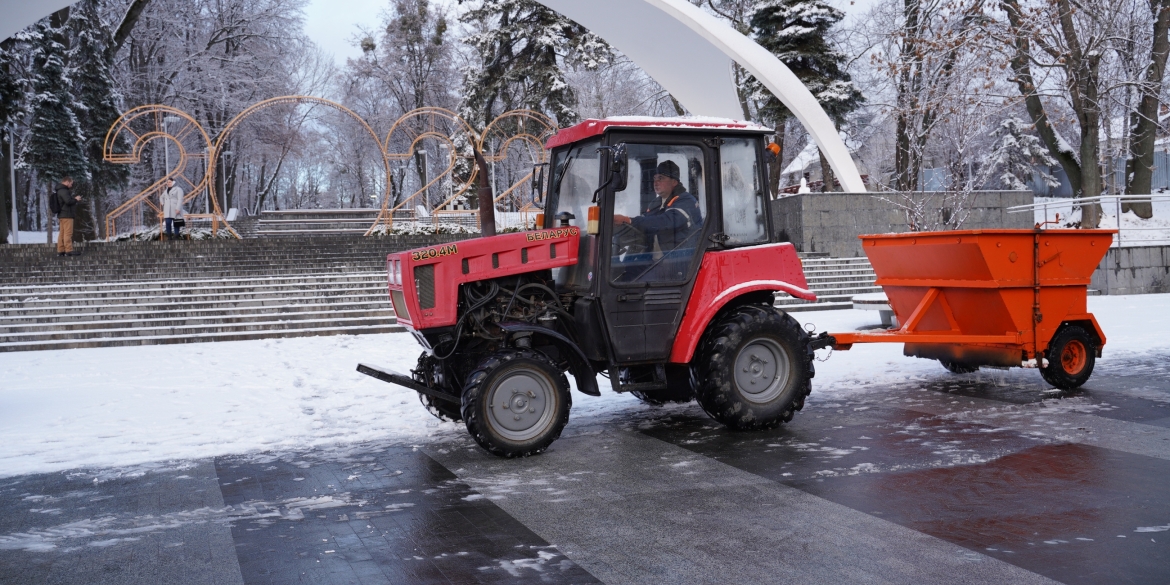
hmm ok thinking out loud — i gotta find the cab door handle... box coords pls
[617,293,643,302]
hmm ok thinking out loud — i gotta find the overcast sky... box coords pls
[302,0,879,67]
[303,0,387,66]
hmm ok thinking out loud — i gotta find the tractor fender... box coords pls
[669,243,815,364]
[669,281,816,363]
[498,322,601,396]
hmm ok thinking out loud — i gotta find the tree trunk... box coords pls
[1001,0,1088,209]
[0,134,8,245]
[1123,0,1170,218]
[113,0,154,55]
[819,149,836,192]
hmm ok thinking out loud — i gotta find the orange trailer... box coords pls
[813,229,1116,389]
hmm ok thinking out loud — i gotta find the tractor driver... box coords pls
[612,160,703,256]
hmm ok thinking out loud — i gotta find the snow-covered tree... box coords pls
[0,41,21,244]
[985,116,1059,191]
[748,0,862,191]
[69,0,129,239]
[749,0,862,126]
[23,21,88,186]
[457,0,610,128]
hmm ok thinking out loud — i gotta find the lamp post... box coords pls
[8,128,15,244]
[162,115,181,178]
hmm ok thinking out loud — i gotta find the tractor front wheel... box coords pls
[1041,325,1096,390]
[695,306,812,430]
[420,393,462,422]
[462,349,571,457]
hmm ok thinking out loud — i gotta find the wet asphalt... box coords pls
[1,352,1168,585]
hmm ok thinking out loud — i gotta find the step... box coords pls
[0,272,386,295]
[4,285,388,307]
[0,307,396,334]
[0,315,401,343]
[0,324,408,352]
[0,279,388,303]
[0,300,394,325]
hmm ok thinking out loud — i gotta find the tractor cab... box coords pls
[544,119,778,366]
[360,117,818,458]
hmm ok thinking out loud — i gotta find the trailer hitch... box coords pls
[807,332,838,353]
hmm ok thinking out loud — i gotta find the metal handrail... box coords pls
[1007,194,1170,247]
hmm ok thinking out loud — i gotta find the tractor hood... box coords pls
[386,229,581,332]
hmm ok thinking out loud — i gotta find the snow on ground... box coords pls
[1,294,1168,479]
[1031,197,1170,246]
[6,231,56,244]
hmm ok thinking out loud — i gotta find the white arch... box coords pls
[535,0,864,193]
[5,0,865,192]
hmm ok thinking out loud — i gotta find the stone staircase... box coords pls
[0,237,875,352]
[0,235,468,352]
[777,255,880,312]
[255,209,382,237]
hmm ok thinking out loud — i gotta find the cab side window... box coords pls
[610,143,706,284]
[720,138,768,246]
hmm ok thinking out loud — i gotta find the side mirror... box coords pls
[610,144,628,193]
[592,143,628,202]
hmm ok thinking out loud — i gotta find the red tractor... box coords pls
[359,118,821,457]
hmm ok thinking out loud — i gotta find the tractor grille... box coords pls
[390,290,411,322]
[415,264,436,309]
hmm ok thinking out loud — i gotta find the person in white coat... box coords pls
[161,178,185,239]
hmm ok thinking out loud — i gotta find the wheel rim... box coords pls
[486,367,557,442]
[733,337,791,404]
[1061,339,1088,375]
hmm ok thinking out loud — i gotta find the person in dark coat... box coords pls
[55,177,81,256]
[612,160,703,280]
[614,160,702,253]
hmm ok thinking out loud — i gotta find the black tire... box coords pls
[419,393,462,422]
[631,365,696,405]
[940,360,979,374]
[462,349,571,457]
[694,305,813,430]
[1040,325,1096,390]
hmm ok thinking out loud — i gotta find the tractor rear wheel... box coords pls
[462,349,571,457]
[1040,325,1096,390]
[694,305,812,430]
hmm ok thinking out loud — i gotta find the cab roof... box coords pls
[545,116,773,149]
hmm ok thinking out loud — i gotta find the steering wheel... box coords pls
[612,222,647,257]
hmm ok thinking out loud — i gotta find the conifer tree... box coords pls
[69,0,129,239]
[0,41,21,243]
[23,21,88,187]
[457,0,609,128]
[748,0,862,191]
[985,116,1059,191]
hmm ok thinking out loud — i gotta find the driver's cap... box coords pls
[654,160,680,181]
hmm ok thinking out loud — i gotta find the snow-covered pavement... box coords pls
[2,294,1168,479]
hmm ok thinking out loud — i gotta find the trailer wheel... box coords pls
[940,360,979,374]
[462,349,571,457]
[694,305,812,430]
[1040,326,1096,390]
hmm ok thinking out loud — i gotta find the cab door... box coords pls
[600,138,712,363]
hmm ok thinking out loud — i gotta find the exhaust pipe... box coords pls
[473,146,495,237]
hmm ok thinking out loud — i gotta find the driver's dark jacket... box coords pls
[630,184,702,252]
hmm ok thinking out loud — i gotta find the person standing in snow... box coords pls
[160,178,185,240]
[54,177,82,257]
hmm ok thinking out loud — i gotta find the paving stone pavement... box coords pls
[1,354,1168,584]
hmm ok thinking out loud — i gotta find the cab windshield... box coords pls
[547,139,601,230]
